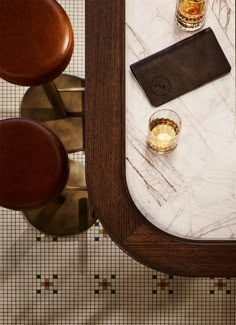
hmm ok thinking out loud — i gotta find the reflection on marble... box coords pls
[126,0,235,240]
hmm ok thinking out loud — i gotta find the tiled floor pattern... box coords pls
[0,0,235,324]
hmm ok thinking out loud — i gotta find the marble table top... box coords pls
[126,0,235,240]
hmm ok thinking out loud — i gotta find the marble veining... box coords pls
[126,0,235,240]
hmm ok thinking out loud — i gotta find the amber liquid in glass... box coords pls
[147,118,180,154]
[176,0,206,31]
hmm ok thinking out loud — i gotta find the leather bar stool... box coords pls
[0,1,95,235]
[0,118,95,236]
[0,0,85,153]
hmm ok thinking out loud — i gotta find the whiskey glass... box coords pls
[147,109,181,155]
[175,0,208,31]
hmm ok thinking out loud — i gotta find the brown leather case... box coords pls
[130,28,231,107]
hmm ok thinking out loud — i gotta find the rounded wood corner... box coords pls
[85,0,236,277]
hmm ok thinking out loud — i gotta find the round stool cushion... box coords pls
[0,0,74,86]
[0,118,69,210]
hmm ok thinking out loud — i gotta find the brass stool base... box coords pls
[23,161,96,236]
[20,74,84,153]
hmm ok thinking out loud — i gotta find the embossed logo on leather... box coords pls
[150,76,171,96]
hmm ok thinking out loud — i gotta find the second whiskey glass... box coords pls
[175,0,208,31]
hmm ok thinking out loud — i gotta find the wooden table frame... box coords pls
[85,0,236,276]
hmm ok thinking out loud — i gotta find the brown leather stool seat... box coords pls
[0,118,69,210]
[0,0,73,86]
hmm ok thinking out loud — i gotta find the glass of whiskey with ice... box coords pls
[147,109,181,155]
[175,0,208,31]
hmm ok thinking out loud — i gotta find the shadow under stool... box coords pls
[0,0,95,235]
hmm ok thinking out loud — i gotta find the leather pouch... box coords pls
[130,28,231,107]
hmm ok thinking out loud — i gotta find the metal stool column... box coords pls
[21,75,86,153]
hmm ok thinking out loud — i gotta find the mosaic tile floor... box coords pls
[0,1,235,324]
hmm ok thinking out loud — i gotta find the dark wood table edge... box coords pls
[85,0,236,277]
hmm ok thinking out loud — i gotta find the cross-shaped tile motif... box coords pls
[99,279,112,290]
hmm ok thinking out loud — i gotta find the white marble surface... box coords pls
[126,0,235,240]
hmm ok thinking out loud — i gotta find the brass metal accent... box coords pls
[20,74,85,153]
[23,161,96,236]
[43,81,67,119]
[58,87,85,92]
